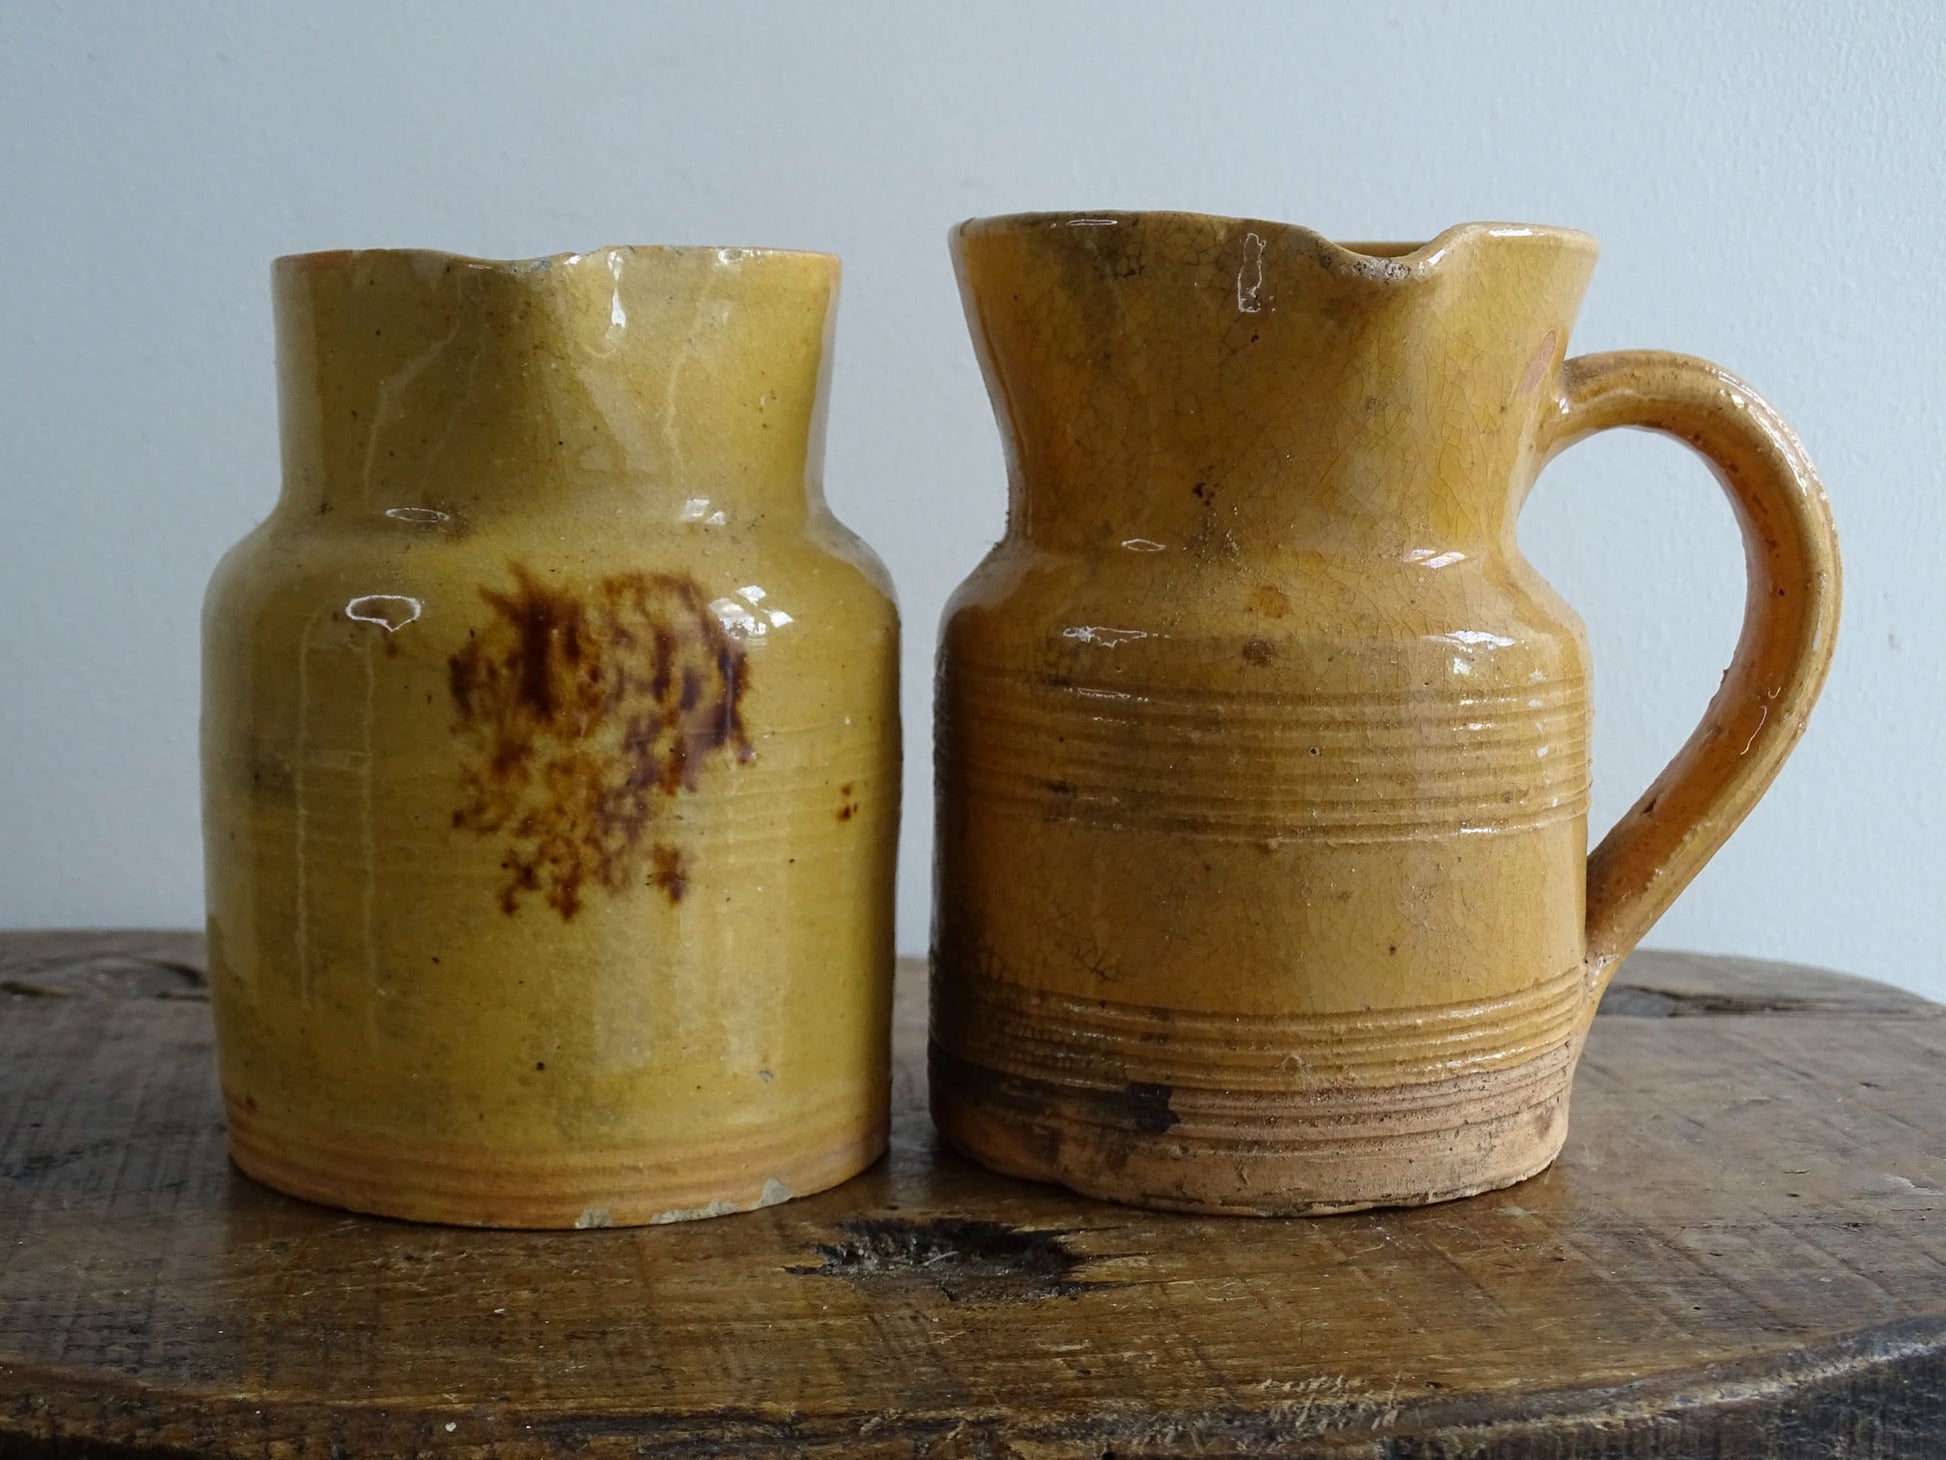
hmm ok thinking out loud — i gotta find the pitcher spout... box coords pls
[952,212,1600,554]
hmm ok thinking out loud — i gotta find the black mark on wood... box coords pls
[0,957,209,1001]
[789,1218,1097,1302]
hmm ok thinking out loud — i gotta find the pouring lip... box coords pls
[953,211,1599,270]
[274,243,841,275]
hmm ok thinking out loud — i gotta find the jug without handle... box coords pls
[204,246,900,1228]
[931,212,1840,1214]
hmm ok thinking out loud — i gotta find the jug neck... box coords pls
[273,245,839,527]
[954,214,1598,557]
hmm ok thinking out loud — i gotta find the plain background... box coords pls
[1,1,1940,997]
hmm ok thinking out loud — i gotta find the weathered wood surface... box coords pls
[1,930,1941,1458]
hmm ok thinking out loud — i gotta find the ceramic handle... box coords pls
[1538,351,1841,991]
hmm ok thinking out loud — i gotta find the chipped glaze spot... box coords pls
[650,1197,740,1225]
[757,1176,793,1207]
[1061,625,1149,649]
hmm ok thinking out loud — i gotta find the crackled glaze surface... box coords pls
[203,246,900,1227]
[932,212,1840,1214]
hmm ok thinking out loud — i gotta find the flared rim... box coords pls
[275,243,839,273]
[953,211,1598,271]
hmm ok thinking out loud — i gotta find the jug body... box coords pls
[933,212,1838,1214]
[203,246,900,1227]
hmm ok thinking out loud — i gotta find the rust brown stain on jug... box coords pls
[203,245,898,1231]
[448,564,753,918]
[648,843,688,905]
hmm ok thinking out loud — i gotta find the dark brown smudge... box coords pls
[1125,1081,1180,1135]
[649,843,688,905]
[447,565,752,919]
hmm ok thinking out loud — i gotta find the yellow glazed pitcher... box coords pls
[932,212,1839,1214]
[203,245,899,1227]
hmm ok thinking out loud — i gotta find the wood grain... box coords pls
[2,931,1941,1457]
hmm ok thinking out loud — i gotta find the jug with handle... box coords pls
[932,211,1840,1214]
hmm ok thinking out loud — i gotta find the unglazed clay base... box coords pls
[930,967,1582,1214]
[226,1091,888,1228]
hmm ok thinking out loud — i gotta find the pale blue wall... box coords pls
[1,0,1939,994]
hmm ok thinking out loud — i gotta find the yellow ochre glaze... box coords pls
[204,245,900,1227]
[931,212,1839,1214]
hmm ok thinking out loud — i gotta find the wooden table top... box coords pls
[1,930,1941,1458]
